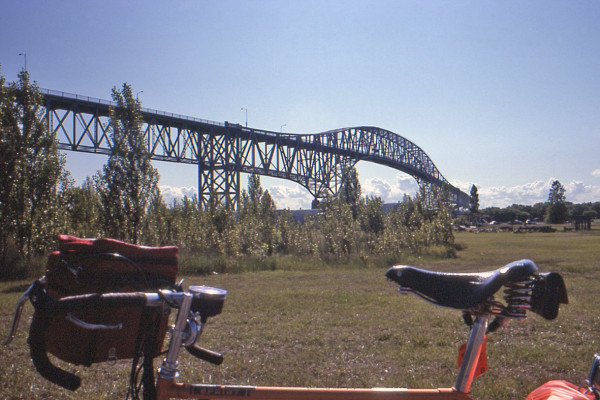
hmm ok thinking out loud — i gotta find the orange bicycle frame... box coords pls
[151,293,489,400]
[155,382,471,400]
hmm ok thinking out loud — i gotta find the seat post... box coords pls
[454,314,489,394]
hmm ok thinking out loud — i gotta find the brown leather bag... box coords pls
[37,235,178,366]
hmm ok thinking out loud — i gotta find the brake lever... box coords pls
[65,313,123,331]
[3,280,39,345]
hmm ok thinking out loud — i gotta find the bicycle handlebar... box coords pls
[28,291,150,391]
[29,311,82,391]
[41,292,150,311]
[26,286,227,391]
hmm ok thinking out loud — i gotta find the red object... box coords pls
[52,234,178,279]
[457,336,488,378]
[526,380,594,400]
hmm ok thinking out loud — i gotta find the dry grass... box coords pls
[1,227,599,399]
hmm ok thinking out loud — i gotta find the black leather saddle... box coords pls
[385,259,538,310]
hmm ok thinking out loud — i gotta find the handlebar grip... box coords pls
[49,292,148,312]
[28,312,81,391]
[185,344,224,365]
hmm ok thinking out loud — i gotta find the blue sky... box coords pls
[2,1,599,208]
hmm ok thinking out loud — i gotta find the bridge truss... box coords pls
[42,89,471,209]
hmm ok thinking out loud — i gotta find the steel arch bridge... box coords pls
[41,89,471,209]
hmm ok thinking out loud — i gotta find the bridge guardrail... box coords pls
[41,88,224,127]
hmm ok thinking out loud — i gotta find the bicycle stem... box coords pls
[454,315,488,394]
[159,293,194,380]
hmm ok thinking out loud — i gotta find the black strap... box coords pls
[126,307,163,400]
[142,308,161,400]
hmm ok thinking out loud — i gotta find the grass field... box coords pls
[1,227,599,399]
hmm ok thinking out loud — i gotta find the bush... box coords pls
[0,254,46,280]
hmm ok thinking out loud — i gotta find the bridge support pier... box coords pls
[196,128,242,209]
[197,163,240,209]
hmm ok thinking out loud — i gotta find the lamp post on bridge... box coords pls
[18,52,27,71]
[241,107,247,127]
[280,124,286,132]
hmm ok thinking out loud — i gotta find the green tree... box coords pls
[273,209,296,254]
[582,209,598,219]
[381,186,454,256]
[0,69,69,264]
[143,190,173,247]
[259,190,277,254]
[0,67,12,261]
[247,174,263,203]
[207,195,238,256]
[530,202,547,221]
[545,180,568,224]
[238,174,277,256]
[360,195,385,236]
[94,83,159,243]
[318,196,357,256]
[469,185,479,214]
[64,178,103,238]
[338,165,361,219]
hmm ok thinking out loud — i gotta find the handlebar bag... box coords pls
[36,235,178,366]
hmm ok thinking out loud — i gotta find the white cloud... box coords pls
[564,180,600,204]
[160,177,600,210]
[159,185,197,205]
[450,180,475,193]
[446,179,550,208]
[463,179,600,208]
[265,174,421,209]
[267,185,313,209]
[159,183,316,210]
[362,177,393,200]
[475,180,550,208]
[593,169,600,177]
[361,174,418,203]
[160,184,315,209]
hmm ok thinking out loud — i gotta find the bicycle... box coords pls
[6,258,591,400]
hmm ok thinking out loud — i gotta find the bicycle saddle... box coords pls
[385,259,538,310]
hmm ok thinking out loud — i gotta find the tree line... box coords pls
[0,69,455,280]
[466,181,598,225]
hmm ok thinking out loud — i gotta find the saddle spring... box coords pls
[503,278,534,319]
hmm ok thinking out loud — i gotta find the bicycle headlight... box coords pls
[189,286,228,320]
